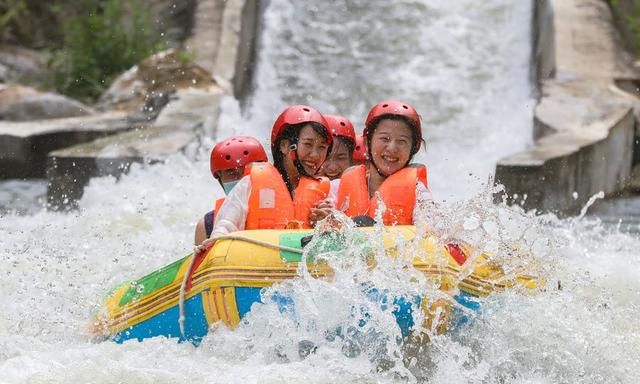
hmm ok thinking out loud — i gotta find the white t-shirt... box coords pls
[211,176,340,237]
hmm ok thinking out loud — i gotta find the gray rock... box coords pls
[96,49,217,113]
[0,45,49,85]
[0,85,94,121]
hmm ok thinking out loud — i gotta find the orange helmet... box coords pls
[324,114,355,144]
[352,134,367,162]
[271,105,331,154]
[364,100,423,155]
[210,136,268,178]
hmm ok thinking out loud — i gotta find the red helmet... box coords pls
[353,133,367,162]
[324,114,355,144]
[271,105,331,153]
[210,136,268,177]
[364,100,423,154]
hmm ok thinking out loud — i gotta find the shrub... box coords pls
[1,1,61,47]
[48,0,164,101]
[608,0,640,56]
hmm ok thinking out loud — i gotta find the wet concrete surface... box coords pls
[587,194,640,234]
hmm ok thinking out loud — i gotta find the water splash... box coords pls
[3,0,640,383]
[577,191,605,220]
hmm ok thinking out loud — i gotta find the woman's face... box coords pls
[215,167,246,194]
[369,119,413,176]
[280,124,330,177]
[216,167,245,183]
[319,138,351,180]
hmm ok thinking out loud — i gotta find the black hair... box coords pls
[273,121,330,192]
[334,136,355,158]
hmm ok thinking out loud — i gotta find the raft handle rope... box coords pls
[178,235,304,339]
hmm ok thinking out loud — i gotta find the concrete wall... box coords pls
[495,0,639,216]
[0,112,139,178]
[496,106,634,214]
[232,0,260,99]
[531,0,555,91]
[186,0,259,98]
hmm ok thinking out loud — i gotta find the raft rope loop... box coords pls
[178,235,304,340]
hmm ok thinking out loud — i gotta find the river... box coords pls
[1,1,638,383]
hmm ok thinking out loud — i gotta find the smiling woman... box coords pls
[319,114,356,180]
[336,100,431,225]
[276,122,331,189]
[194,105,336,249]
[369,119,414,177]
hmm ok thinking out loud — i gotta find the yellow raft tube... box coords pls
[90,226,540,345]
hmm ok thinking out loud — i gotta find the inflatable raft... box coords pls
[90,226,539,345]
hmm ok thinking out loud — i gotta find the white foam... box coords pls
[3,1,639,382]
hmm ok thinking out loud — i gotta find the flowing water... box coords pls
[2,1,639,383]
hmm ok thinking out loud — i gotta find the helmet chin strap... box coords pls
[288,144,310,178]
[370,158,390,178]
[366,139,391,178]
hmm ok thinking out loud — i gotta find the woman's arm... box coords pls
[209,176,252,238]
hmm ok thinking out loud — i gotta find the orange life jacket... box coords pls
[245,163,330,229]
[210,197,225,226]
[336,164,428,225]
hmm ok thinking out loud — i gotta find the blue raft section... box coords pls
[114,287,481,345]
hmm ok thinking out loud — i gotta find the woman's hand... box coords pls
[315,199,334,210]
[193,237,216,256]
[309,199,335,226]
[309,207,332,226]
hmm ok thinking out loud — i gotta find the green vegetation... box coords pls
[1,0,165,101]
[0,1,67,47]
[48,0,164,101]
[175,49,196,65]
[608,0,640,57]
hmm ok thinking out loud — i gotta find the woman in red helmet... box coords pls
[195,105,335,252]
[193,136,268,245]
[319,114,356,180]
[336,100,432,225]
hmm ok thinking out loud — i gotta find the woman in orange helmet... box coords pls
[193,136,268,245]
[336,100,432,225]
[195,105,335,253]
